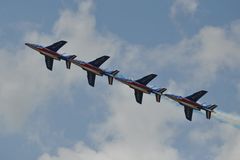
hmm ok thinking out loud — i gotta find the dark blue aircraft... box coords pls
[108,72,167,104]
[164,90,218,121]
[25,40,76,70]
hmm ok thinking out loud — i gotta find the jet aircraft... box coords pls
[164,90,217,121]
[69,55,117,87]
[25,40,76,70]
[108,73,167,104]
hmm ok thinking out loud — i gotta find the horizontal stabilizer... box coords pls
[107,70,119,85]
[155,88,167,103]
[65,55,77,69]
[205,104,217,120]
[208,104,217,110]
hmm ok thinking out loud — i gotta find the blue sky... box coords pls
[0,0,240,160]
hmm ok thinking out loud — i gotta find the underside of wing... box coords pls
[46,40,67,52]
[89,56,110,68]
[136,74,157,85]
[185,90,208,102]
[134,89,143,104]
[87,71,96,87]
[184,106,193,121]
[45,55,54,71]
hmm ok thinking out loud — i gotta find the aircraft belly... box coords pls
[130,85,149,94]
[117,79,130,86]
[40,51,60,60]
[81,66,102,76]
[179,101,200,110]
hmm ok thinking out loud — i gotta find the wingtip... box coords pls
[201,90,208,93]
[137,101,142,104]
[103,55,110,59]
[60,40,67,44]
[152,74,157,77]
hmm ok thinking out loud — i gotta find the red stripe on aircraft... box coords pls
[81,63,103,75]
[38,48,61,58]
[179,98,202,107]
[128,82,151,93]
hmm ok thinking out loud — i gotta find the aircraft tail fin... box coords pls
[106,70,119,85]
[154,88,167,103]
[205,104,218,119]
[65,55,77,69]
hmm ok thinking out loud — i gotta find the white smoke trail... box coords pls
[199,109,240,127]
[163,97,240,128]
[212,110,240,128]
[197,109,240,128]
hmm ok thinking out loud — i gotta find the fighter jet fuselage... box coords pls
[25,43,61,60]
[116,78,152,94]
[164,91,217,121]
[67,56,110,87]
[178,98,202,111]
[25,41,76,71]
[73,61,105,76]
[112,74,166,104]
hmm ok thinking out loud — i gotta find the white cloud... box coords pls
[170,0,199,19]
[188,124,240,160]
[38,82,184,160]
[214,127,240,160]
[37,80,240,160]
[51,0,120,61]
[139,22,240,88]
[0,44,83,133]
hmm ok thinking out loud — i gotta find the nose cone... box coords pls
[25,43,36,50]
[25,43,32,47]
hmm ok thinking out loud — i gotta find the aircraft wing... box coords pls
[46,40,67,52]
[87,71,96,87]
[185,90,208,102]
[45,55,54,71]
[134,89,143,104]
[184,106,193,121]
[136,74,157,85]
[89,56,110,67]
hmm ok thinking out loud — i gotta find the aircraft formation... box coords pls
[25,40,218,121]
